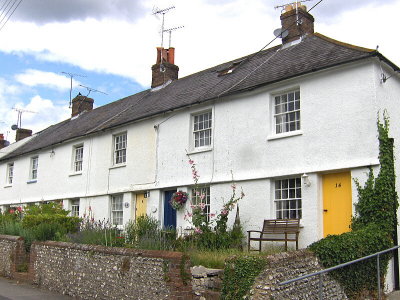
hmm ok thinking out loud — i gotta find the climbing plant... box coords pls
[310,112,397,299]
[352,112,399,234]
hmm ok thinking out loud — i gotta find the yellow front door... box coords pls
[323,172,352,237]
[135,193,147,218]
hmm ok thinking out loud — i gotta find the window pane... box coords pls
[274,90,300,134]
[193,112,212,148]
[274,178,302,219]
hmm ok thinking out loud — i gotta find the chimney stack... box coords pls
[280,4,314,44]
[71,93,94,117]
[151,47,179,88]
[0,134,9,149]
[16,128,32,142]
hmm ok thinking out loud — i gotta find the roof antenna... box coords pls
[11,107,36,129]
[79,84,108,97]
[275,0,313,25]
[61,72,87,108]
[152,6,175,48]
[163,25,184,48]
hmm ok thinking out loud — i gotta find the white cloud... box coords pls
[15,69,81,90]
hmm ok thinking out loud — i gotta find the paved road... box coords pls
[0,277,72,300]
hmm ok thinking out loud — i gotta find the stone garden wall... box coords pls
[250,250,348,300]
[30,241,195,300]
[0,235,26,277]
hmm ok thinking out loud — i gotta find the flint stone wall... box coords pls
[249,250,348,300]
[31,241,194,300]
[0,235,25,277]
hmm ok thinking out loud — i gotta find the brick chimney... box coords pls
[151,47,179,88]
[0,134,9,149]
[71,93,94,117]
[16,128,32,142]
[280,4,314,44]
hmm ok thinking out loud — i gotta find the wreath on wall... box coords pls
[170,191,188,210]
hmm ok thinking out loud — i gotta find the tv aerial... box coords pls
[79,84,108,97]
[152,6,176,48]
[11,107,36,130]
[163,25,184,48]
[61,72,87,108]
[274,0,313,29]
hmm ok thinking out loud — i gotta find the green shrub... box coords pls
[22,214,80,233]
[309,224,392,298]
[221,255,266,300]
[23,202,69,216]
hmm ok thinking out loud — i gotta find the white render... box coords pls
[0,55,399,252]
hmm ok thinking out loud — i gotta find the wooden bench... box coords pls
[247,219,300,252]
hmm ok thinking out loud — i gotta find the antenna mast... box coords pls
[61,72,86,108]
[79,84,108,97]
[275,0,313,24]
[12,107,36,129]
[153,6,175,49]
[163,25,184,48]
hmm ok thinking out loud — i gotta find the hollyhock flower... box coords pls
[221,209,228,215]
[189,159,194,165]
[9,209,15,214]
[231,184,236,190]
[200,194,205,200]
[17,206,22,212]
[195,228,203,234]
[210,213,216,218]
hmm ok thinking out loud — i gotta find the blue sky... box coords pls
[1,0,399,142]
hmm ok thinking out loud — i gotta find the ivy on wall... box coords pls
[310,112,398,298]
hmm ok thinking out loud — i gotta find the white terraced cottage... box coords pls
[1,5,400,263]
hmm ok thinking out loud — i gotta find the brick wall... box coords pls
[249,250,348,299]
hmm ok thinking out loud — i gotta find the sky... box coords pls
[0,0,399,142]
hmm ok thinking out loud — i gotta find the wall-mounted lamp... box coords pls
[50,149,55,157]
[144,191,150,198]
[302,173,311,187]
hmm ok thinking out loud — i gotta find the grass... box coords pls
[188,246,285,269]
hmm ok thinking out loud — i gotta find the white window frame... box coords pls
[192,111,212,149]
[274,177,302,219]
[6,162,14,185]
[30,156,38,181]
[192,186,211,221]
[110,194,123,226]
[113,133,127,165]
[73,145,84,173]
[273,89,300,134]
[71,199,80,217]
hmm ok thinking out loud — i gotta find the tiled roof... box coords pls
[1,33,396,161]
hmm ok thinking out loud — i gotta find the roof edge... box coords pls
[314,32,375,53]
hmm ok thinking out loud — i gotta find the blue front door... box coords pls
[164,190,177,229]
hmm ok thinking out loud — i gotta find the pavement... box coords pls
[0,277,72,300]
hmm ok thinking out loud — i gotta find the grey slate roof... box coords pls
[1,33,397,161]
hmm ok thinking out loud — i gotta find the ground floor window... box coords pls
[71,199,80,217]
[192,186,210,221]
[111,194,123,226]
[274,177,302,219]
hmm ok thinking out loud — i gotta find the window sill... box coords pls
[27,180,37,184]
[267,130,303,141]
[109,163,126,170]
[187,147,213,155]
[69,172,82,177]
[3,185,12,188]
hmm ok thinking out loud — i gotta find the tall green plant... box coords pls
[352,113,398,234]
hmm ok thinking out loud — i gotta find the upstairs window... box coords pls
[274,90,300,134]
[114,133,127,164]
[6,162,14,185]
[30,156,38,181]
[111,194,123,226]
[73,145,84,172]
[193,111,212,148]
[274,177,302,219]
